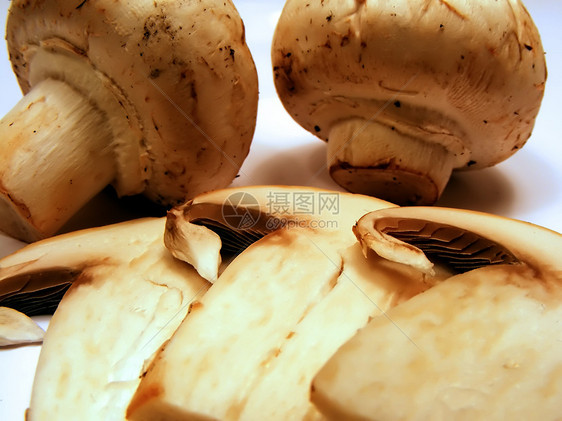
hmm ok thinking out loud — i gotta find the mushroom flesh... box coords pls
[0,217,210,419]
[128,186,441,420]
[312,206,562,419]
[2,186,561,419]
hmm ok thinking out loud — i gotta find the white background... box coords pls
[1,0,561,419]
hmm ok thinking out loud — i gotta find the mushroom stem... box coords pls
[327,119,455,206]
[0,79,115,242]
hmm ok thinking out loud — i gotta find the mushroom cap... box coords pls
[7,0,259,205]
[272,0,546,170]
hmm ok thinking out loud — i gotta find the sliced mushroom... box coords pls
[127,187,451,420]
[0,307,44,347]
[6,186,560,419]
[272,0,546,205]
[0,0,258,242]
[0,217,210,419]
[353,206,558,276]
[164,185,398,281]
[311,207,562,419]
[0,217,177,314]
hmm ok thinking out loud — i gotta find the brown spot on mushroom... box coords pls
[196,147,207,161]
[149,68,161,79]
[143,27,151,41]
[126,383,165,417]
[190,82,197,99]
[189,301,204,313]
[273,51,297,94]
[0,181,31,220]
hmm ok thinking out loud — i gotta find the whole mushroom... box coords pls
[272,0,547,205]
[0,0,259,242]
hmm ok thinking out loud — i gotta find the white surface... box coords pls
[1,0,561,419]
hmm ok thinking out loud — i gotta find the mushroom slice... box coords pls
[164,185,399,282]
[0,307,44,347]
[0,218,211,420]
[0,0,258,242]
[311,209,562,419]
[353,207,557,275]
[127,188,449,421]
[0,218,182,315]
[272,0,547,205]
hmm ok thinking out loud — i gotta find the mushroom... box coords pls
[0,307,44,347]
[0,0,259,242]
[0,185,406,419]
[272,0,547,205]
[0,217,210,419]
[127,186,449,420]
[164,184,398,281]
[2,186,560,418]
[311,206,562,419]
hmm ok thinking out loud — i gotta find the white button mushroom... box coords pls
[272,0,547,205]
[0,0,259,242]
